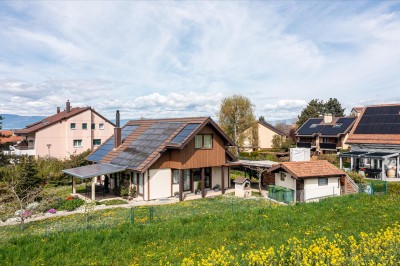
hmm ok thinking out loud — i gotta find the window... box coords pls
[73,139,82,147]
[93,139,101,146]
[318,177,328,186]
[280,172,285,181]
[70,123,76,129]
[82,123,87,130]
[172,170,180,184]
[309,124,317,128]
[99,123,104,130]
[194,134,213,149]
[91,123,95,130]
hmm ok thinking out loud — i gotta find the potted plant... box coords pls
[213,184,221,192]
[195,181,202,195]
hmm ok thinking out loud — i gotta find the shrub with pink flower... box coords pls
[48,208,57,214]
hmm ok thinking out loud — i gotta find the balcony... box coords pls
[297,142,312,148]
[319,143,337,150]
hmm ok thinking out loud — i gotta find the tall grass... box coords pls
[1,194,400,265]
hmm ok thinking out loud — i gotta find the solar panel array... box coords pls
[86,125,138,162]
[354,106,400,134]
[111,122,183,169]
[320,117,356,136]
[296,118,324,135]
[170,123,200,144]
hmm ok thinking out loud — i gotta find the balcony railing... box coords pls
[319,143,337,150]
[297,142,312,148]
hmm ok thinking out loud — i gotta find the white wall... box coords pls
[211,167,229,189]
[149,168,172,200]
[304,177,340,201]
[274,172,296,190]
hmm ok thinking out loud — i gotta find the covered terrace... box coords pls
[339,151,399,180]
[63,163,126,200]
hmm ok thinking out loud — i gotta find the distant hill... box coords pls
[0,114,45,129]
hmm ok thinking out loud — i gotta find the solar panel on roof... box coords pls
[111,122,183,169]
[170,123,201,144]
[354,106,400,135]
[121,125,138,141]
[87,137,115,162]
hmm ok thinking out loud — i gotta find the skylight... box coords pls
[333,123,342,128]
[309,124,317,128]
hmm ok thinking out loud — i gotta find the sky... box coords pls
[1,1,400,122]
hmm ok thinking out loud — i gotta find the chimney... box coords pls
[323,113,333,124]
[114,110,122,149]
[66,100,71,114]
[57,107,60,113]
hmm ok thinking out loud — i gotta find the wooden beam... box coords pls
[201,168,205,198]
[179,170,183,202]
[221,166,225,194]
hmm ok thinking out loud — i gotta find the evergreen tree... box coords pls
[324,98,345,117]
[296,99,324,127]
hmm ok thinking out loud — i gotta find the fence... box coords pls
[358,181,388,195]
[4,196,276,236]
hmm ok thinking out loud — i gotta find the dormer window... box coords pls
[309,124,317,128]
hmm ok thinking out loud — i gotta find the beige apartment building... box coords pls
[14,101,115,159]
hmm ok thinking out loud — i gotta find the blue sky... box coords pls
[1,1,400,122]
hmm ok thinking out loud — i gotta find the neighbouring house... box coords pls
[296,114,356,155]
[63,115,236,201]
[242,120,287,151]
[267,160,355,203]
[350,107,364,117]
[14,100,115,159]
[0,130,22,153]
[340,104,400,180]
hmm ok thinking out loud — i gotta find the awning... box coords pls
[339,151,369,157]
[62,163,126,179]
[359,152,399,159]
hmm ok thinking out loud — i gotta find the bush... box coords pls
[347,171,365,184]
[61,198,85,211]
[318,154,339,164]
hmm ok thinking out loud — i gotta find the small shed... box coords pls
[234,177,252,198]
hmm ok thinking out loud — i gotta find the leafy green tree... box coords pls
[296,98,345,127]
[0,115,3,130]
[258,116,266,123]
[324,98,345,117]
[218,95,257,155]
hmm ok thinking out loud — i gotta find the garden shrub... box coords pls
[61,198,85,211]
[318,154,339,164]
[347,171,365,184]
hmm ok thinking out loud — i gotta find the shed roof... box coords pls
[62,163,126,179]
[234,177,251,184]
[0,130,22,144]
[268,160,345,179]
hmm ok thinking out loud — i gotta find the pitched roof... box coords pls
[351,107,364,113]
[267,160,345,179]
[296,117,356,137]
[87,117,235,173]
[234,177,250,184]
[347,103,400,145]
[259,121,288,137]
[14,107,114,135]
[0,130,22,144]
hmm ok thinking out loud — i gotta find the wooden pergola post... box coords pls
[91,176,96,201]
[179,170,183,202]
[201,168,205,198]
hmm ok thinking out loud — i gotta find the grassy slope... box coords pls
[1,193,400,265]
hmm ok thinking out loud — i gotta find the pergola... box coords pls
[226,160,278,192]
[339,151,399,180]
[62,163,126,200]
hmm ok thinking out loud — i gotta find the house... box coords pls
[350,107,364,117]
[0,130,22,152]
[267,160,354,202]
[340,104,400,180]
[242,120,287,151]
[14,101,115,159]
[63,114,236,201]
[296,114,356,155]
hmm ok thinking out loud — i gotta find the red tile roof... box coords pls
[15,107,114,135]
[0,130,22,144]
[268,160,345,179]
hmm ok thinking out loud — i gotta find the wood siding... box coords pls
[151,125,227,169]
